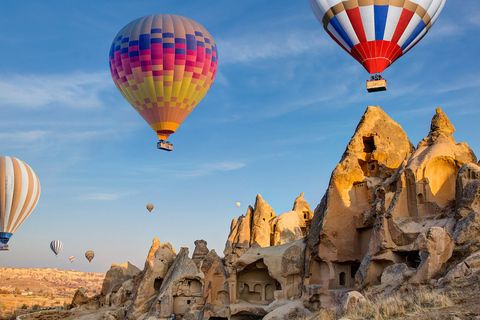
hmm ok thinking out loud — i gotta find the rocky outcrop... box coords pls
[147,247,204,319]
[453,163,480,254]
[126,238,176,319]
[71,288,89,307]
[69,106,480,320]
[231,239,305,314]
[101,262,140,305]
[192,239,209,268]
[225,193,312,265]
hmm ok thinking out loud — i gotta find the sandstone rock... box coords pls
[262,300,313,320]
[444,250,480,282]
[340,291,366,314]
[127,239,176,320]
[101,261,140,300]
[251,194,276,247]
[192,239,209,268]
[196,249,230,318]
[71,288,89,307]
[110,279,134,306]
[148,247,204,319]
[232,239,305,307]
[380,263,411,285]
[271,210,304,246]
[308,106,413,263]
[224,205,254,264]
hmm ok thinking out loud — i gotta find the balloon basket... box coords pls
[0,245,9,251]
[157,140,173,151]
[367,77,387,93]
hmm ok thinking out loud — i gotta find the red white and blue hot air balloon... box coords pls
[309,0,446,91]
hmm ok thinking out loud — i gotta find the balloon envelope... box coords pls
[236,202,241,207]
[69,256,75,263]
[109,14,218,141]
[0,156,41,247]
[85,250,95,263]
[308,0,446,74]
[146,204,154,212]
[50,240,63,256]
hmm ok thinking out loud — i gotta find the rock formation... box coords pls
[224,193,313,265]
[126,238,176,319]
[68,106,480,320]
[101,262,140,306]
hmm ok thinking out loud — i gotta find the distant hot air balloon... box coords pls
[308,0,446,92]
[69,256,75,263]
[109,14,218,151]
[236,202,241,207]
[0,156,41,251]
[146,204,154,212]
[50,240,63,256]
[85,250,94,263]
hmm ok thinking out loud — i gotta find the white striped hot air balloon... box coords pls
[50,240,63,256]
[0,156,41,250]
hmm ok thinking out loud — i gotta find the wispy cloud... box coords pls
[0,71,113,109]
[77,189,137,201]
[217,29,332,65]
[172,161,246,178]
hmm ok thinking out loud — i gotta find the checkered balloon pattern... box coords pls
[109,14,218,140]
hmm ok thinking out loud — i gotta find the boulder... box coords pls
[410,227,454,284]
[71,288,89,307]
[340,291,366,314]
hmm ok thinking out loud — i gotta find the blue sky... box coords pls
[0,1,479,273]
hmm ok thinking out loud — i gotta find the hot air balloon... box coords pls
[69,256,75,263]
[146,204,154,212]
[85,250,94,263]
[50,240,63,256]
[236,202,241,207]
[0,156,41,251]
[109,14,218,151]
[308,0,446,92]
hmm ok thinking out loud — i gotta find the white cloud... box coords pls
[173,161,246,178]
[0,71,113,109]
[78,191,134,201]
[217,29,332,65]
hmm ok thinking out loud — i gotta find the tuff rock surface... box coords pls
[69,106,480,320]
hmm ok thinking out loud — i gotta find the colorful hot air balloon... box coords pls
[0,156,41,251]
[85,250,94,263]
[50,240,63,256]
[146,204,154,212]
[69,256,75,263]
[109,14,218,151]
[309,0,446,91]
[236,202,241,207]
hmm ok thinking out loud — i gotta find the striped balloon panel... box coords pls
[0,156,41,236]
[309,0,446,74]
[50,240,63,255]
[85,250,94,262]
[109,14,218,140]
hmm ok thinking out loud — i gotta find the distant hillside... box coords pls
[0,267,104,296]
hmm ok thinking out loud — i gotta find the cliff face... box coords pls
[73,106,480,320]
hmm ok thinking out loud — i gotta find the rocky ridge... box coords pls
[65,106,480,320]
